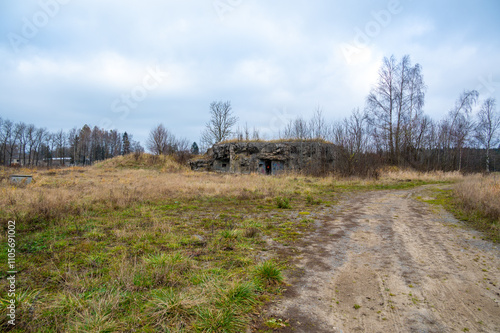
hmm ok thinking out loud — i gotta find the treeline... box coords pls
[273,55,500,175]
[0,118,143,166]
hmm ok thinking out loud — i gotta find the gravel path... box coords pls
[263,186,500,333]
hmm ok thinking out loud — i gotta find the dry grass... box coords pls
[1,155,492,331]
[454,173,500,220]
[0,159,466,231]
[95,153,189,172]
[0,158,296,331]
[378,166,464,182]
[453,173,500,238]
[0,162,297,229]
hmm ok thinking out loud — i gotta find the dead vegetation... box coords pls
[454,173,500,221]
[453,173,500,240]
[381,168,464,182]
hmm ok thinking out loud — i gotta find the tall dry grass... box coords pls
[454,173,500,224]
[0,158,300,228]
[381,169,464,182]
[0,155,469,230]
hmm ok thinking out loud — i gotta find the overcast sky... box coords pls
[1,0,499,146]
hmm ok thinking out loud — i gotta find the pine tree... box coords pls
[122,132,131,155]
[191,142,199,155]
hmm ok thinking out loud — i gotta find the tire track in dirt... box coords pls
[262,186,500,333]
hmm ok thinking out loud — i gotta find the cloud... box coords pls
[0,0,499,145]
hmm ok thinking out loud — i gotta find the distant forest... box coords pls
[0,120,143,166]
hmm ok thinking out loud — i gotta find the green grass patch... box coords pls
[253,261,284,288]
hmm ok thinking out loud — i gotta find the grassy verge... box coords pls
[452,174,500,242]
[419,174,500,243]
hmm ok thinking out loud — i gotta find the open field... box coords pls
[0,155,498,332]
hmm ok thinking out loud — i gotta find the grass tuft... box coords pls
[145,289,197,329]
[306,194,321,205]
[223,281,258,308]
[253,261,284,287]
[194,307,247,333]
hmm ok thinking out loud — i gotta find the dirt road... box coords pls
[264,186,500,333]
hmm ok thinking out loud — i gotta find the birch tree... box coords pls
[201,101,238,146]
[475,98,500,172]
[366,55,426,165]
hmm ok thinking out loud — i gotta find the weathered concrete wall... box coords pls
[189,141,336,175]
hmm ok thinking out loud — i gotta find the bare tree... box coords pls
[402,62,426,163]
[78,125,92,165]
[346,108,369,155]
[234,125,244,141]
[366,56,398,162]
[366,55,426,165]
[5,121,24,165]
[176,137,191,153]
[147,123,174,155]
[201,100,238,146]
[131,141,144,153]
[44,132,55,166]
[1,120,13,165]
[244,122,250,141]
[34,128,48,166]
[475,98,500,172]
[283,117,310,140]
[329,109,369,175]
[108,129,122,157]
[446,90,479,170]
[310,106,326,139]
[252,126,260,141]
[68,127,79,164]
[0,115,145,166]
[54,130,67,159]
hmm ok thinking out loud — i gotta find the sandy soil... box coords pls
[260,186,500,333]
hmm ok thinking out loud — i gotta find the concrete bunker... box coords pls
[190,141,336,175]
